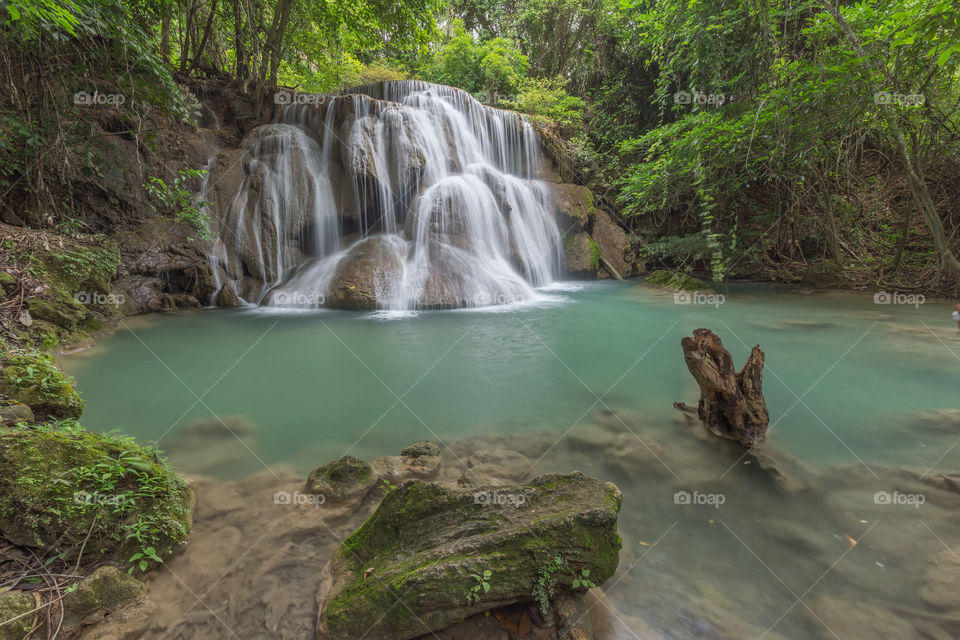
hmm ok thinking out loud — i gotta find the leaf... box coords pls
[482,582,490,593]
[581,569,590,577]
[483,569,492,579]
[7,4,20,20]
[139,559,147,571]
[937,49,952,67]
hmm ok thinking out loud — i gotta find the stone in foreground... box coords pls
[316,472,622,640]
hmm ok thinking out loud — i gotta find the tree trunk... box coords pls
[825,2,960,286]
[679,328,769,447]
[188,0,220,74]
[160,1,172,62]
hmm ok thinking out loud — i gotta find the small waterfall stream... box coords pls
[208,81,563,310]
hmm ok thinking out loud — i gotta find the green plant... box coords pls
[465,568,492,603]
[532,554,566,616]
[572,569,596,589]
[145,168,212,241]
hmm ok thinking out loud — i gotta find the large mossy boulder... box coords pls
[0,423,193,567]
[316,472,622,640]
[0,350,83,420]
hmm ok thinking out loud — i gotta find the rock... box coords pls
[456,468,500,489]
[644,270,711,292]
[26,296,87,330]
[564,232,600,277]
[61,566,145,634]
[325,236,406,310]
[402,441,441,458]
[305,456,377,502]
[113,275,164,315]
[919,547,960,610]
[906,409,960,434]
[0,424,193,564]
[371,453,442,484]
[800,260,849,288]
[316,472,622,640]
[806,596,917,639]
[591,210,633,278]
[548,183,595,233]
[215,282,242,307]
[0,272,16,296]
[179,414,255,438]
[0,403,34,425]
[0,591,34,640]
[0,350,83,420]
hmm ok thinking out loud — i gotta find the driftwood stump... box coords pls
[678,328,769,447]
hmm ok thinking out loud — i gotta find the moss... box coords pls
[644,270,711,291]
[0,421,193,571]
[0,349,83,420]
[587,236,602,271]
[0,590,34,640]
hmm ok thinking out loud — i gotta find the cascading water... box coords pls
[207,80,563,310]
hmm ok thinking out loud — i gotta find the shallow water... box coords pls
[61,281,960,639]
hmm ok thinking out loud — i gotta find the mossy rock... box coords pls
[305,456,377,502]
[61,566,145,631]
[400,441,441,458]
[317,472,622,640]
[644,270,712,292]
[26,296,86,331]
[0,272,15,297]
[0,590,35,640]
[0,423,193,569]
[799,260,849,288]
[0,350,83,420]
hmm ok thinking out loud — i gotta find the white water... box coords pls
[209,81,563,310]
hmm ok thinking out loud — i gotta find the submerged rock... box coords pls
[919,547,960,610]
[316,472,622,640]
[305,456,377,502]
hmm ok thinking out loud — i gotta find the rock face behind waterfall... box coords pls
[315,472,622,640]
[206,81,578,310]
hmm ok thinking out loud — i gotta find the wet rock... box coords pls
[920,547,960,610]
[113,275,164,315]
[456,468,500,489]
[305,456,377,502]
[325,235,406,310]
[316,472,622,640]
[548,183,594,233]
[591,210,633,278]
[402,441,441,458]
[371,452,442,482]
[215,281,242,307]
[564,232,599,277]
[0,403,34,425]
[61,566,145,634]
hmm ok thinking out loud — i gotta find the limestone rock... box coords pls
[305,456,377,502]
[325,236,406,310]
[316,472,622,640]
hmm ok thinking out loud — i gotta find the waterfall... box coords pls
[208,80,563,310]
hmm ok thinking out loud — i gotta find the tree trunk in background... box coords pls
[825,2,960,287]
[160,1,172,62]
[188,0,220,74]
[680,329,769,447]
[234,0,246,80]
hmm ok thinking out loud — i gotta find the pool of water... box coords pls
[61,281,960,639]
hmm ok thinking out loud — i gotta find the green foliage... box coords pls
[145,168,212,241]
[465,568,492,603]
[504,75,584,130]
[4,0,80,38]
[572,568,595,589]
[532,554,566,616]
